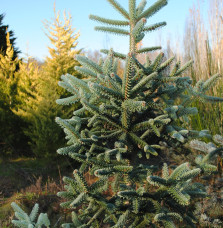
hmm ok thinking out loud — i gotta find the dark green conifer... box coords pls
[0,14,20,58]
[0,31,24,156]
[14,8,82,157]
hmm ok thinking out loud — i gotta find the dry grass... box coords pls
[0,175,66,227]
[165,0,223,135]
[183,0,223,81]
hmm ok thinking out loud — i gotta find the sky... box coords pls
[1,0,207,61]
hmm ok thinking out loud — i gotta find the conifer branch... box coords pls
[11,203,50,228]
[132,18,147,40]
[122,99,147,113]
[202,73,221,92]
[101,49,126,59]
[56,95,79,105]
[55,117,80,140]
[136,0,147,17]
[143,21,167,32]
[95,26,129,36]
[76,55,103,74]
[106,0,130,19]
[57,144,81,155]
[105,75,122,91]
[89,14,129,26]
[137,0,167,20]
[175,60,193,76]
[70,192,88,207]
[75,66,97,78]
[131,72,158,95]
[81,99,123,130]
[136,46,161,54]
[88,81,123,100]
[150,52,164,70]
[131,55,146,71]
[62,74,91,93]
[157,56,175,72]
[203,95,223,102]
[73,169,89,192]
[103,49,114,75]
[58,81,78,94]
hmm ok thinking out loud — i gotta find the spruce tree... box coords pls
[42,7,82,96]
[35,8,82,157]
[13,9,82,157]
[11,202,50,228]
[14,57,45,156]
[15,57,40,109]
[0,14,20,58]
[0,31,23,156]
[0,32,19,108]
[38,0,222,226]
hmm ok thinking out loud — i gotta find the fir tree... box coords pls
[0,32,19,107]
[10,0,223,226]
[55,0,223,227]
[42,7,82,96]
[14,8,82,157]
[15,57,40,109]
[11,202,50,228]
[14,57,46,156]
[0,13,20,58]
[14,55,71,157]
[0,32,23,156]
[36,7,82,156]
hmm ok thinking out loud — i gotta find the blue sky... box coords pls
[1,0,207,61]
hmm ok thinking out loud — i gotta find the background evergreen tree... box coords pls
[42,7,82,96]
[54,0,223,227]
[0,13,20,58]
[0,32,25,157]
[14,57,44,157]
[14,8,82,157]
